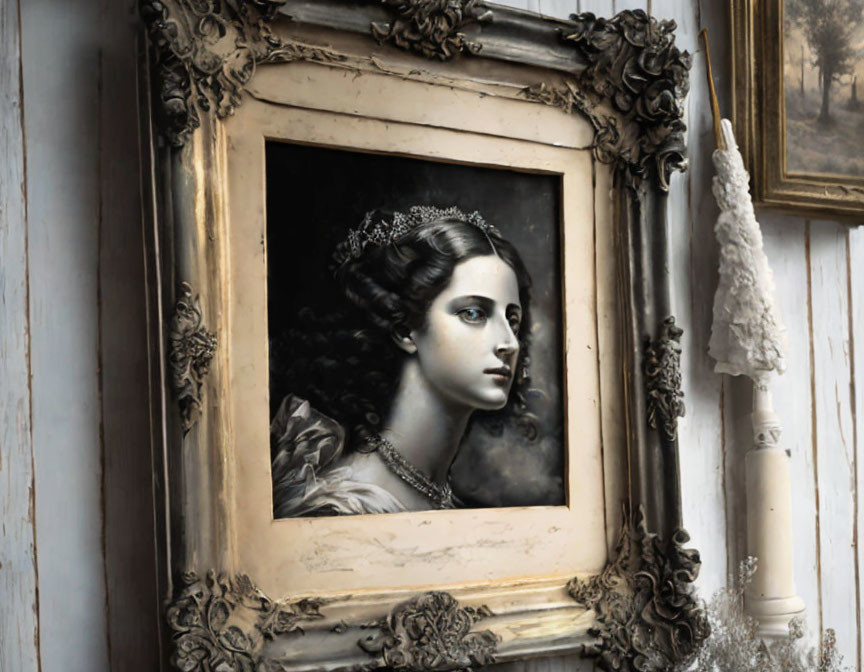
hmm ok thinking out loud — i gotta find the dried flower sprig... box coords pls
[679,558,851,672]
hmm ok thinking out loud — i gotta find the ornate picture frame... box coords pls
[732,0,864,220]
[139,2,705,671]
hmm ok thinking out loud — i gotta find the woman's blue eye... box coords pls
[458,307,487,324]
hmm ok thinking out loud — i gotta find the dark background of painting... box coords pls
[266,141,565,507]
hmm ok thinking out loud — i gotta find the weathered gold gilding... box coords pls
[732,0,864,220]
[140,2,706,670]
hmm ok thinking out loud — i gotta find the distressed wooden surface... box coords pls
[808,220,859,662]
[850,226,864,671]
[760,215,820,640]
[20,0,111,669]
[661,0,729,599]
[7,0,864,669]
[0,0,40,669]
[577,0,613,16]
[536,0,577,17]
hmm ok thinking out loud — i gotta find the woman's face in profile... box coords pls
[408,254,522,411]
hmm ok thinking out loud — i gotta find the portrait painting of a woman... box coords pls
[270,206,535,516]
[266,143,565,518]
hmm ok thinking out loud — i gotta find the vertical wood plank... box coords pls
[721,365,752,586]
[98,1,163,669]
[711,0,750,593]
[655,0,728,598]
[760,214,820,644]
[577,0,613,17]
[698,0,732,599]
[848,225,864,669]
[537,0,578,20]
[20,0,111,669]
[651,0,694,562]
[0,0,40,669]
[610,0,646,11]
[808,220,858,663]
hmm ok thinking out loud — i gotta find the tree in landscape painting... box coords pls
[787,0,864,124]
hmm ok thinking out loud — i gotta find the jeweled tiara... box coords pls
[342,205,500,260]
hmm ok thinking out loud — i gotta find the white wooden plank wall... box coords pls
[4,0,864,669]
[851,226,864,671]
[660,0,729,600]
[0,0,40,670]
[19,0,111,670]
[807,221,859,661]
[760,215,821,636]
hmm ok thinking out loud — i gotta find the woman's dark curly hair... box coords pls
[270,208,537,449]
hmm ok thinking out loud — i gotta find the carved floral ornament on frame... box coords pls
[142,1,706,671]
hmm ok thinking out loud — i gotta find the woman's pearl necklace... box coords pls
[370,434,455,510]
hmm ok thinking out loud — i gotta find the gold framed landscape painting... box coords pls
[140,2,706,671]
[733,0,864,219]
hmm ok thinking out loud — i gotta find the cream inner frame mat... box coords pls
[221,63,612,600]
